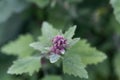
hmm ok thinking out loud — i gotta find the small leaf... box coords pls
[1,34,34,58]
[49,53,61,63]
[42,75,62,80]
[8,57,41,76]
[41,22,59,40]
[68,40,107,65]
[64,26,76,40]
[63,53,88,79]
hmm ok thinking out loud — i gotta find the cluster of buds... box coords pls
[47,35,68,63]
[50,35,67,55]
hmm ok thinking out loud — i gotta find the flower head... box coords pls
[51,35,67,55]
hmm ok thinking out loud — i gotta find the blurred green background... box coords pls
[0,0,120,80]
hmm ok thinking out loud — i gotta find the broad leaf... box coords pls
[110,0,120,23]
[68,40,107,65]
[1,34,34,58]
[63,53,88,79]
[8,57,41,76]
[42,75,62,80]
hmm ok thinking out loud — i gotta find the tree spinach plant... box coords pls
[1,22,107,79]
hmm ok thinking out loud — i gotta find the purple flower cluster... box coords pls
[51,35,67,55]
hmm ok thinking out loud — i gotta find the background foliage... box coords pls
[0,0,120,80]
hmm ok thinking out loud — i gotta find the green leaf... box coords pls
[64,26,76,40]
[1,34,34,58]
[110,0,120,23]
[42,75,62,80]
[27,0,50,8]
[68,40,107,65]
[38,36,51,47]
[69,38,80,47]
[49,53,61,63]
[114,52,120,80]
[63,53,88,79]
[30,42,50,54]
[8,57,41,76]
[41,22,59,40]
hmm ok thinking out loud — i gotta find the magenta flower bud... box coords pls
[51,35,67,55]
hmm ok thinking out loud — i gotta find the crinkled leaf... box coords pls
[1,34,34,58]
[27,0,50,8]
[110,0,120,23]
[64,26,76,40]
[42,75,62,80]
[68,40,107,65]
[63,53,88,79]
[41,22,59,40]
[8,57,41,76]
